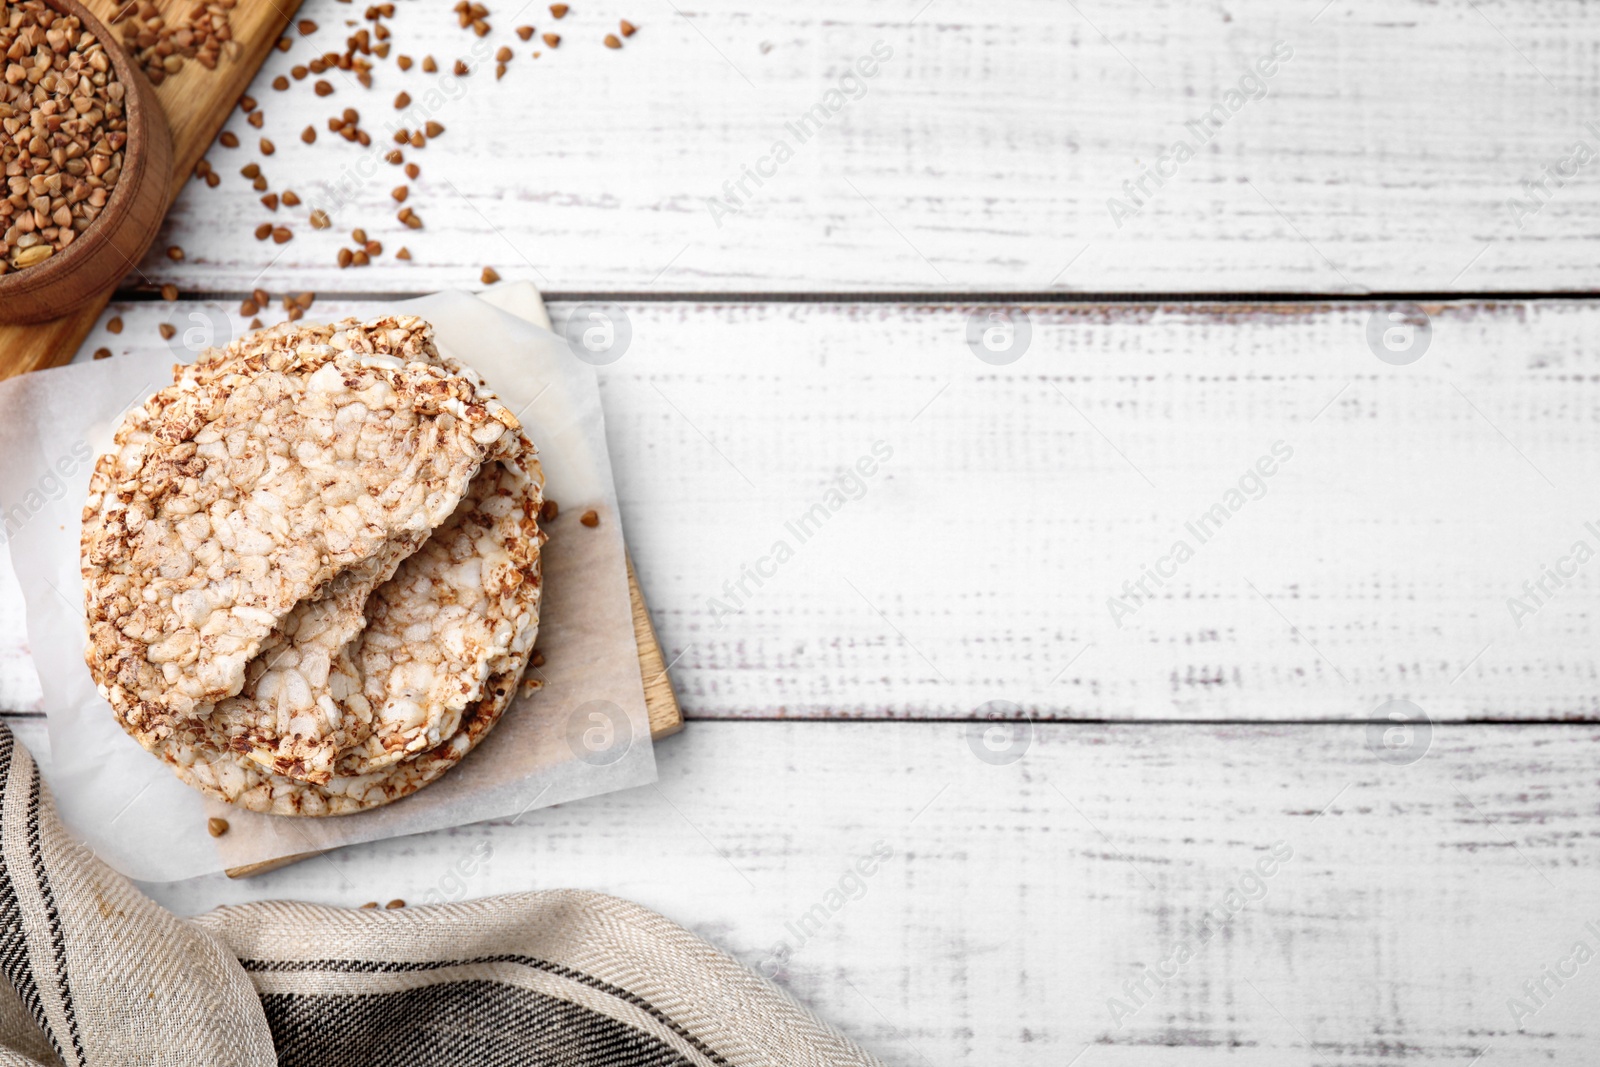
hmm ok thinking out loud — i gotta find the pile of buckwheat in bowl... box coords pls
[0,1,130,276]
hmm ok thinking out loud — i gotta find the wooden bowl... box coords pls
[0,0,173,325]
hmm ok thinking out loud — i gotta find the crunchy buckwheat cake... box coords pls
[211,432,543,788]
[161,660,530,817]
[81,316,545,815]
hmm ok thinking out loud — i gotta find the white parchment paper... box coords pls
[0,285,656,881]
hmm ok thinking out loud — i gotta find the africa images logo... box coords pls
[965,308,1031,365]
[563,303,632,365]
[1364,303,1431,366]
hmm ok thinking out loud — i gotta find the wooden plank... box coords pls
[11,298,1600,722]
[110,0,1600,296]
[553,297,1600,723]
[24,716,1583,1066]
[0,0,300,379]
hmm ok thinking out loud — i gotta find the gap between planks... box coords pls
[3,714,1593,727]
[100,290,1600,305]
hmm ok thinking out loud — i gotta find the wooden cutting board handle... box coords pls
[0,0,304,380]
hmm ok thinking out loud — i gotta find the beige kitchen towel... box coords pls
[0,723,882,1067]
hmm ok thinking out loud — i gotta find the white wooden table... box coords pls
[4,2,1600,1062]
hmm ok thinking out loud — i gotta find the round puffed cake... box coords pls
[80,316,545,815]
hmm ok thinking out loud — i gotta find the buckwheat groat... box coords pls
[81,316,544,814]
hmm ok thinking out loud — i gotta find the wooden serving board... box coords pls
[0,0,303,380]
[629,557,686,742]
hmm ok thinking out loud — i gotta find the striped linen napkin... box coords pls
[0,722,882,1067]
